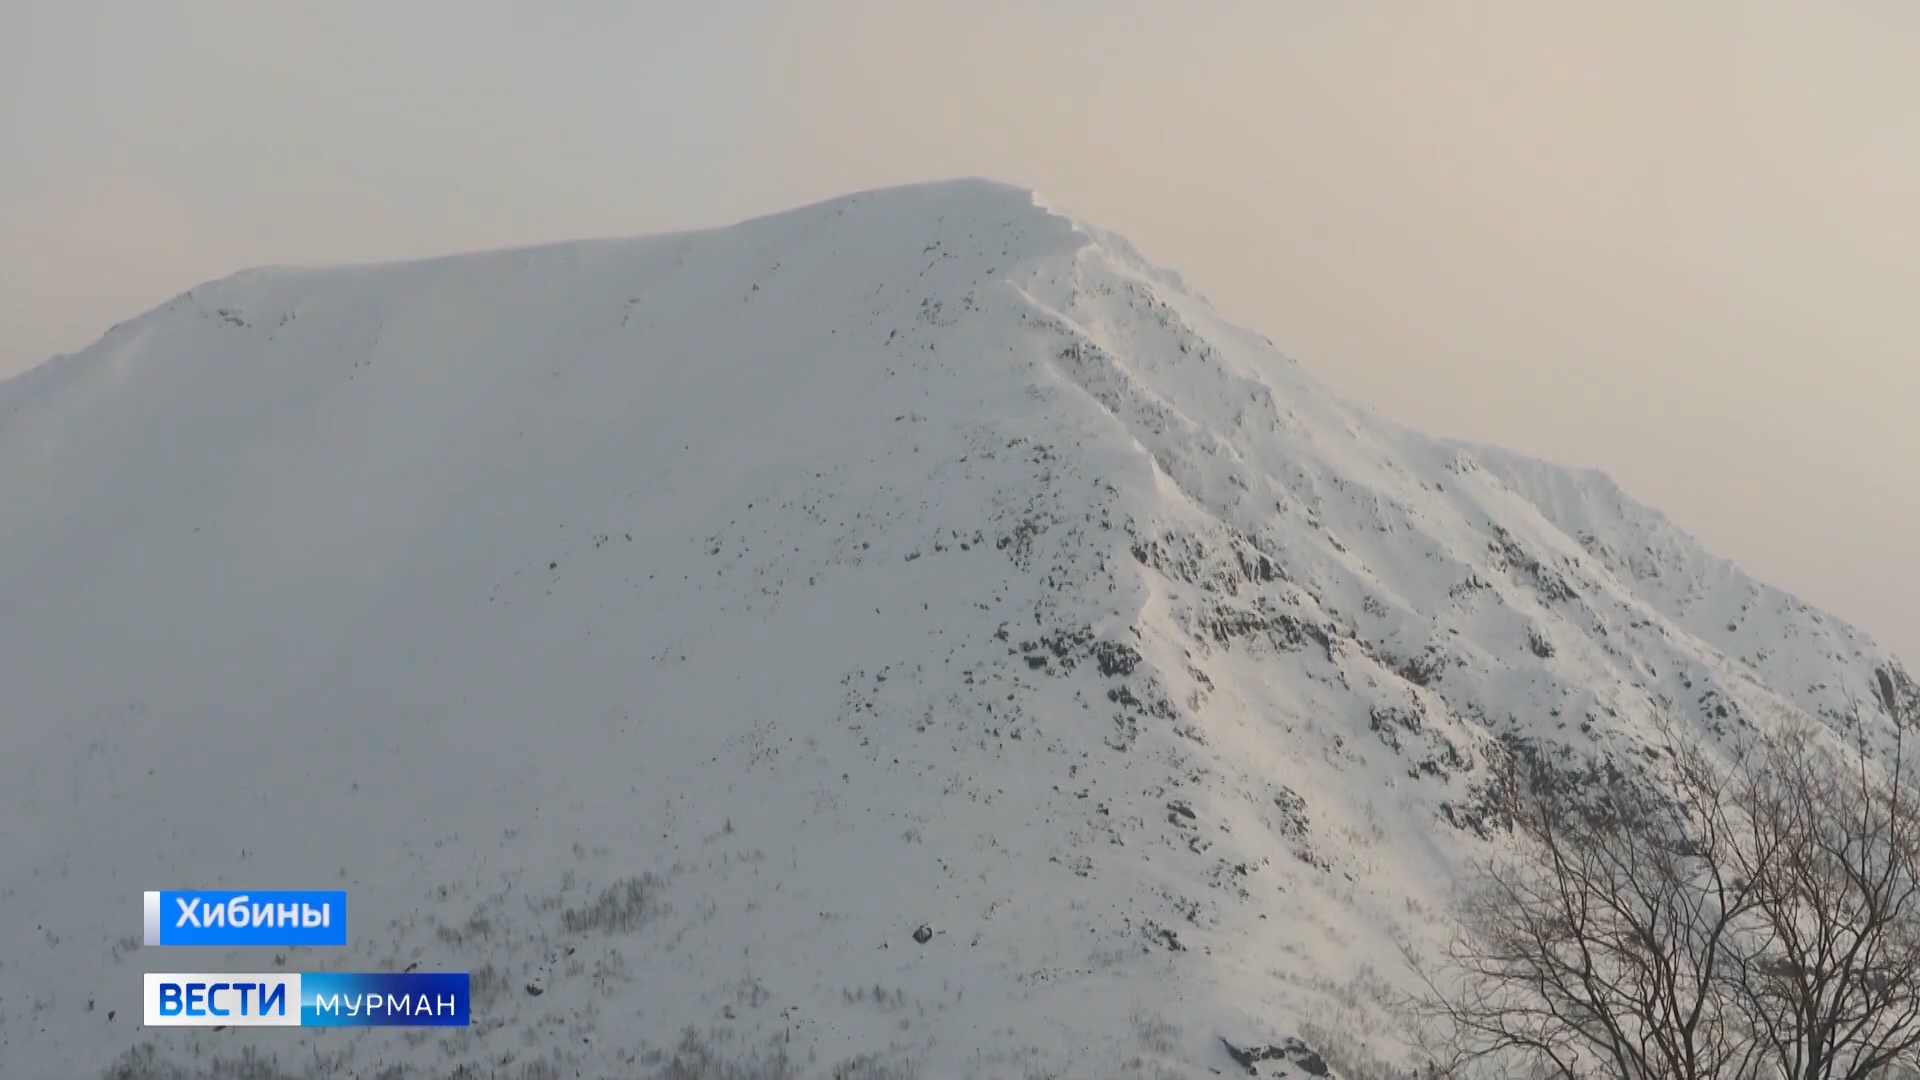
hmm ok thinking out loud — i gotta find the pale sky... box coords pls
[3,1,1916,663]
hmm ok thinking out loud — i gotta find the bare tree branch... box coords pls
[1411,676,1920,1080]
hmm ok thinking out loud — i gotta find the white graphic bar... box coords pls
[143,973,302,1026]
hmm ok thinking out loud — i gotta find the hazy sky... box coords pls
[3,1,1916,664]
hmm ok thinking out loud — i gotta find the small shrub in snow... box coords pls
[562,873,666,934]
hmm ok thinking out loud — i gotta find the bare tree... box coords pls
[1723,712,1920,1079]
[1410,671,1920,1080]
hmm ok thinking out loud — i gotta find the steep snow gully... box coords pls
[1,178,1908,1078]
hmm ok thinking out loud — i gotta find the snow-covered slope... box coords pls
[1,178,1908,1079]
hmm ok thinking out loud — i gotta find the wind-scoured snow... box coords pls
[1,177,1909,1078]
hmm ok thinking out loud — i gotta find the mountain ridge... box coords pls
[1,177,1907,1079]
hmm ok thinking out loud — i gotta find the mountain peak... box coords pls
[1,183,1905,1078]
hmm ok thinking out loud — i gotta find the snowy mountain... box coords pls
[1,178,1908,1079]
